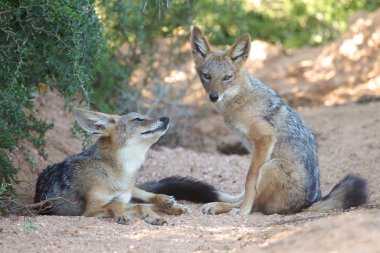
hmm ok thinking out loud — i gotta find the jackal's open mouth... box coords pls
[141,122,169,135]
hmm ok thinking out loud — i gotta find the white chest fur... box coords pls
[116,144,148,187]
[228,121,252,152]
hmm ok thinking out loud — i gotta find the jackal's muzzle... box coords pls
[141,117,169,135]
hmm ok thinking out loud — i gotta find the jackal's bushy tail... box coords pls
[139,176,219,203]
[307,174,368,212]
[144,176,242,205]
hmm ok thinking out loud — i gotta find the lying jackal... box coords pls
[34,109,189,225]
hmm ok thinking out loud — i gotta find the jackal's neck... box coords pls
[116,142,149,173]
[115,144,148,189]
[95,136,149,175]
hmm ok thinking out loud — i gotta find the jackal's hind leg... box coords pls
[253,158,307,214]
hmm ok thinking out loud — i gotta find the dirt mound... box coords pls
[254,9,380,107]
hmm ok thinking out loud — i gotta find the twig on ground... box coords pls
[1,197,75,216]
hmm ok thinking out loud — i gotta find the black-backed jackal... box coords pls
[35,109,191,225]
[190,26,368,215]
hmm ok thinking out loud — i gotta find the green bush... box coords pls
[0,0,103,192]
[191,0,380,48]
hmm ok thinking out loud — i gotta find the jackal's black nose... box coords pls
[209,93,219,102]
[159,117,169,124]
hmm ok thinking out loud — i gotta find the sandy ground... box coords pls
[1,93,379,252]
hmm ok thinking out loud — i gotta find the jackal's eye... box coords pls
[223,75,232,81]
[202,72,211,80]
[132,118,144,122]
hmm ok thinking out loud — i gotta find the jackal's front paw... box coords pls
[153,194,175,208]
[167,203,190,215]
[114,215,132,225]
[201,202,219,215]
[228,208,240,216]
[144,214,168,226]
[201,202,232,215]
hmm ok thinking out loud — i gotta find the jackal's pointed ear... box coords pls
[191,26,210,64]
[74,109,118,134]
[229,33,251,67]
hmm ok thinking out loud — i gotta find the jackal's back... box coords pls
[33,148,96,215]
